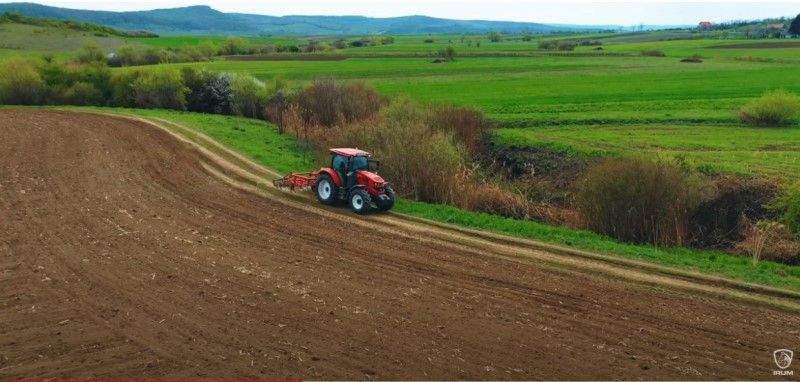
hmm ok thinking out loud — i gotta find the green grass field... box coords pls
[162,50,800,181]
[494,124,800,179]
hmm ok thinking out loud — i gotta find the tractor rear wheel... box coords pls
[349,189,371,214]
[315,174,337,205]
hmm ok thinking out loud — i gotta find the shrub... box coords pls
[337,99,465,204]
[264,90,292,133]
[429,105,492,155]
[112,45,142,67]
[221,36,247,55]
[304,40,331,53]
[578,39,602,46]
[736,219,800,265]
[423,38,434,43]
[437,46,456,62]
[276,44,300,53]
[182,67,234,115]
[76,41,105,64]
[641,49,666,57]
[39,61,110,104]
[681,54,703,63]
[140,48,163,65]
[770,182,800,234]
[230,74,268,119]
[294,79,385,127]
[108,45,211,67]
[0,57,46,105]
[60,81,103,105]
[118,68,188,110]
[557,40,576,51]
[690,176,778,248]
[110,70,139,107]
[738,89,800,127]
[538,40,558,50]
[487,31,502,42]
[198,41,218,57]
[457,181,532,220]
[538,39,578,51]
[576,158,706,246]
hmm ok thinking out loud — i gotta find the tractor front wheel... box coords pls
[349,189,371,214]
[376,186,395,212]
[315,174,337,205]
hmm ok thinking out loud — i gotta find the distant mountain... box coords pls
[0,2,614,36]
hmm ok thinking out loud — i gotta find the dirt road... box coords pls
[1,110,798,380]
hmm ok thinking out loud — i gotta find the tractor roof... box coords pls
[330,148,371,157]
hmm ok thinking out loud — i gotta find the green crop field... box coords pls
[152,46,800,181]
[494,124,800,179]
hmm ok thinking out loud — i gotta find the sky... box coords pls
[8,1,800,25]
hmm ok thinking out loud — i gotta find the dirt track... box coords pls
[1,109,798,380]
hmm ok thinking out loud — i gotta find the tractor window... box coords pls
[331,155,348,171]
[351,156,369,171]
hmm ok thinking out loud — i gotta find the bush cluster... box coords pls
[108,44,213,67]
[538,40,576,51]
[347,36,394,47]
[770,182,800,234]
[0,55,273,118]
[0,57,48,105]
[738,89,800,127]
[429,105,492,155]
[87,33,399,68]
[689,176,778,248]
[576,158,707,246]
[292,79,386,127]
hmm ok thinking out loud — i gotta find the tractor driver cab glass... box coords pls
[332,154,348,181]
[351,156,369,171]
[332,154,348,171]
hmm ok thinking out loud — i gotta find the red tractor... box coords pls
[273,148,395,214]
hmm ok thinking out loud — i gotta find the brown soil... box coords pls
[1,109,799,380]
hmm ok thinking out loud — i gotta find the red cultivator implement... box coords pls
[273,148,395,214]
[273,171,319,190]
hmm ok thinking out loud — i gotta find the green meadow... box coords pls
[160,49,800,181]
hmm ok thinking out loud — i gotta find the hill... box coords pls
[0,2,610,36]
[0,11,157,37]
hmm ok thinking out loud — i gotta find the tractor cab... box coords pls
[329,148,377,183]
